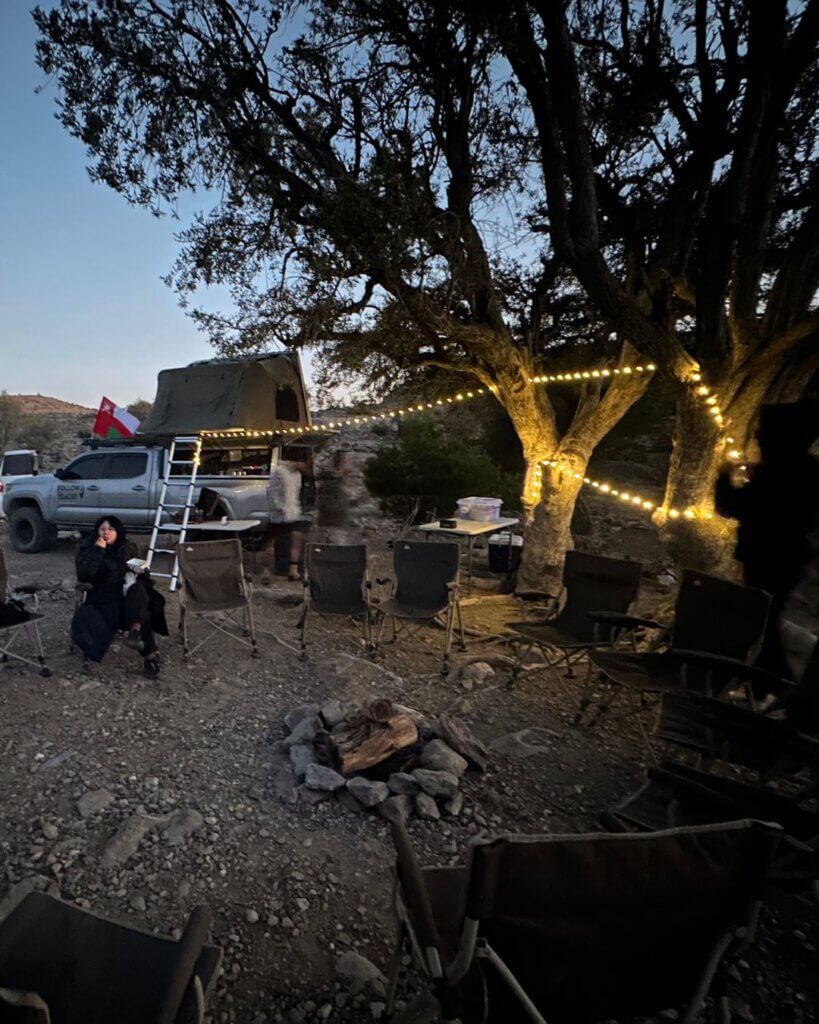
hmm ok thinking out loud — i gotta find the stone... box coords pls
[420,740,468,778]
[415,794,440,820]
[177,881,191,899]
[378,795,413,826]
[387,772,419,796]
[101,813,168,869]
[130,894,147,912]
[460,662,495,684]
[298,785,333,805]
[41,749,76,770]
[444,792,464,816]
[163,808,204,846]
[284,715,324,747]
[412,768,459,800]
[320,699,357,729]
[274,765,299,805]
[76,788,115,818]
[42,822,59,840]
[336,951,387,996]
[245,908,260,924]
[289,744,319,779]
[284,705,321,731]
[347,777,389,808]
[337,789,367,814]
[304,764,346,792]
[488,728,553,759]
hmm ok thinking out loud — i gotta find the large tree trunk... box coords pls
[518,459,585,590]
[659,362,785,574]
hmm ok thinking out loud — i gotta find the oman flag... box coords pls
[93,397,140,439]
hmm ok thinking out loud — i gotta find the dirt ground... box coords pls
[0,520,816,1024]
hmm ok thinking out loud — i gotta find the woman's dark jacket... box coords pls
[70,516,167,662]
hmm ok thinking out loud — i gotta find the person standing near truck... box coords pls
[265,457,311,581]
[71,515,168,677]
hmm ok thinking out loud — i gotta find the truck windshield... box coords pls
[2,454,35,475]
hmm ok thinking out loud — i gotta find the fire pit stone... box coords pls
[347,777,390,808]
[412,768,460,800]
[419,739,468,777]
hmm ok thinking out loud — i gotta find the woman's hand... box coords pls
[95,535,108,549]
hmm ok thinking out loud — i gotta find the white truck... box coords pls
[0,450,39,519]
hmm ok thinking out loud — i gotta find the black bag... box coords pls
[0,598,31,627]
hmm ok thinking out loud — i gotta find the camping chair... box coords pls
[297,543,374,660]
[177,538,258,660]
[376,541,465,674]
[387,817,781,1024]
[580,570,771,746]
[505,551,643,683]
[0,892,221,1023]
[0,548,50,678]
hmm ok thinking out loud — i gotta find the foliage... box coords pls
[364,416,522,516]
[126,398,153,424]
[0,392,20,452]
[17,417,58,452]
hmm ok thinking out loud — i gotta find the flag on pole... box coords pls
[93,397,140,439]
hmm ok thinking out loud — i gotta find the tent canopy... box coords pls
[139,352,312,435]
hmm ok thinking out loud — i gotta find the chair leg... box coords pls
[455,599,466,651]
[298,603,309,661]
[442,602,454,675]
[247,600,259,658]
[573,662,599,725]
[181,607,189,661]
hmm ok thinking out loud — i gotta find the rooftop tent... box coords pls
[138,352,312,435]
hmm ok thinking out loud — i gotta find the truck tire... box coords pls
[9,506,57,553]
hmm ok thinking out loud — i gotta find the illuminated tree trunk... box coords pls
[518,448,586,590]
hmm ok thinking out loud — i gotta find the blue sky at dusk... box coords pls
[0,2,321,410]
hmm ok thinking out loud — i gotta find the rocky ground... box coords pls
[1,513,817,1024]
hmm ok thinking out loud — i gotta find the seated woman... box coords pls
[71,515,167,678]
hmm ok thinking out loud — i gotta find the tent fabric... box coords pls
[139,352,311,435]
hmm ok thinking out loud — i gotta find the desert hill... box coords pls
[10,394,95,415]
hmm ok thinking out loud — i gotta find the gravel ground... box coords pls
[0,523,816,1023]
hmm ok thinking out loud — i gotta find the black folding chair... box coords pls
[376,541,465,674]
[0,548,50,677]
[506,550,643,682]
[0,892,221,1023]
[177,538,258,660]
[298,543,373,660]
[580,571,771,746]
[387,818,781,1024]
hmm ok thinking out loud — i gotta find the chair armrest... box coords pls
[12,583,43,596]
[672,649,784,689]
[75,582,94,593]
[588,611,664,629]
[389,820,443,956]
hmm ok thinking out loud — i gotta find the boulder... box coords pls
[284,715,324,747]
[420,740,468,778]
[347,777,389,808]
[284,704,322,731]
[289,744,319,779]
[387,772,419,796]
[304,764,346,792]
[414,794,440,820]
[412,768,460,800]
[378,794,414,826]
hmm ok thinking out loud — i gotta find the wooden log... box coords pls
[332,712,419,775]
[436,715,489,771]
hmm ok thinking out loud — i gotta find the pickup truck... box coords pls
[2,444,272,553]
[0,450,39,519]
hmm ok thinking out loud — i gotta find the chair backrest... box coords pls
[0,892,219,1024]
[461,821,780,1022]
[178,539,247,612]
[393,542,459,611]
[553,550,642,642]
[671,570,770,661]
[305,543,367,613]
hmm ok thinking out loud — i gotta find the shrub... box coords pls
[18,416,58,451]
[364,416,522,516]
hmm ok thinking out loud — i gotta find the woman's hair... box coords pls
[92,514,128,551]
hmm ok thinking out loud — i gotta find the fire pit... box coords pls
[276,698,488,823]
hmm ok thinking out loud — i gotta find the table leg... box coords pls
[467,537,473,592]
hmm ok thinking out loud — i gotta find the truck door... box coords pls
[55,453,108,524]
[101,451,153,528]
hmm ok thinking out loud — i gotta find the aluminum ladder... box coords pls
[146,435,202,591]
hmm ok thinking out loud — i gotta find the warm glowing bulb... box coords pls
[643,500,653,510]
[600,484,610,493]
[669,509,680,519]
[697,386,710,396]
[684,508,696,520]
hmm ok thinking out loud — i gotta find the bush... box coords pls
[127,398,153,424]
[364,416,522,516]
[18,416,58,452]
[0,391,20,451]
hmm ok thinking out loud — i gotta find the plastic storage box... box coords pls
[456,496,503,522]
[487,533,523,572]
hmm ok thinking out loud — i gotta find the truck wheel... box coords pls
[9,507,56,553]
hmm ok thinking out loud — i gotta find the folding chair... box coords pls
[580,571,771,743]
[376,541,465,674]
[0,548,50,678]
[505,551,643,682]
[297,543,373,660]
[0,892,221,1023]
[177,539,258,660]
[387,817,781,1024]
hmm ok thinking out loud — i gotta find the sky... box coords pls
[0,1,320,411]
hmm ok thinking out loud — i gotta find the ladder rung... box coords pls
[151,548,176,555]
[162,503,193,509]
[170,459,196,465]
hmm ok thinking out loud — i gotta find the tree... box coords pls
[0,392,20,452]
[481,0,819,568]
[127,398,153,425]
[35,0,652,587]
